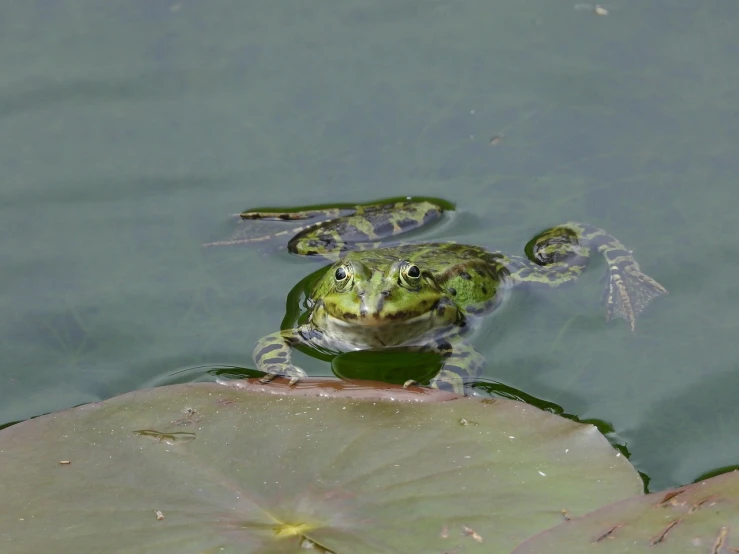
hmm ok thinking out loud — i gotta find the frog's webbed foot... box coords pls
[203,233,291,247]
[203,223,319,248]
[202,208,350,248]
[240,209,344,221]
[259,363,308,386]
[604,260,668,331]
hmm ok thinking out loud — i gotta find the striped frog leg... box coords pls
[253,326,317,385]
[501,222,668,331]
[404,332,485,395]
[285,200,444,259]
[204,199,445,255]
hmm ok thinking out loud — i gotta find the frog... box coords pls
[206,198,667,393]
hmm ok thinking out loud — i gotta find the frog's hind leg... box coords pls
[501,225,593,287]
[287,199,445,258]
[514,223,667,331]
[205,199,446,253]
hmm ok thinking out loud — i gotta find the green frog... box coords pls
[207,198,667,393]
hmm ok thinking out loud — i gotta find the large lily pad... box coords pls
[0,378,641,553]
[513,470,739,553]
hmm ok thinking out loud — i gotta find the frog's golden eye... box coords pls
[399,262,422,288]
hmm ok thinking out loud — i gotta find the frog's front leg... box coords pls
[405,336,484,395]
[254,326,315,385]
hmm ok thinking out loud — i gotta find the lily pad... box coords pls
[513,470,739,553]
[0,378,641,553]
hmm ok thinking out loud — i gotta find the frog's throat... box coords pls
[318,307,459,348]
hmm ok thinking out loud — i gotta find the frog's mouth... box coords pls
[321,301,460,348]
[324,312,438,347]
[329,309,436,328]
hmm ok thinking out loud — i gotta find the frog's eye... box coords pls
[334,264,354,291]
[399,262,422,288]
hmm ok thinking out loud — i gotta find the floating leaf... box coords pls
[513,470,739,553]
[0,378,642,553]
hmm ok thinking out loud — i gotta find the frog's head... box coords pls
[310,254,459,347]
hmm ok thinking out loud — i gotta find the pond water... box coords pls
[2,0,739,491]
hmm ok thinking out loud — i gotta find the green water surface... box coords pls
[2,0,739,491]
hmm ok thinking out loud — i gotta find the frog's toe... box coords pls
[259,364,307,386]
[605,264,668,331]
[403,379,418,389]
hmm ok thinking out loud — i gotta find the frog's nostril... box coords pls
[381,290,390,297]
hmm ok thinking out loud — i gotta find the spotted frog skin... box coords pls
[207,199,667,393]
